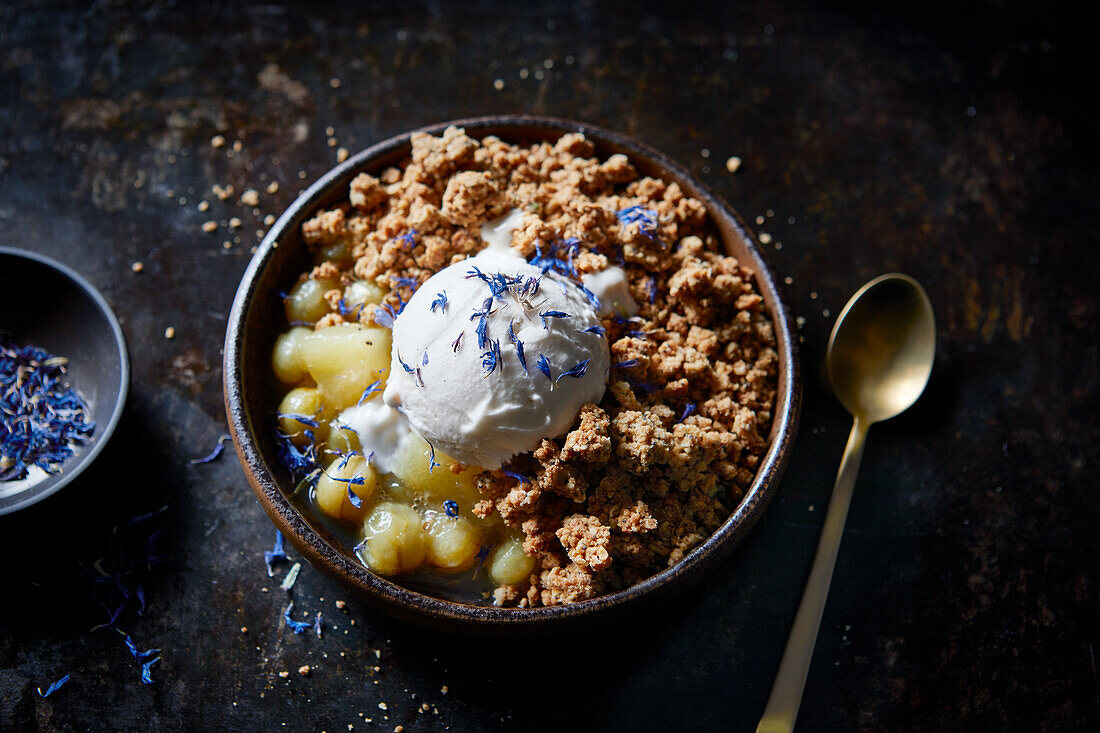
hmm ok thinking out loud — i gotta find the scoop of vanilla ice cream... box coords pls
[382,252,609,469]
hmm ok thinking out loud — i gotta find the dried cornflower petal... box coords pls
[1,339,95,482]
[190,434,230,464]
[37,674,70,697]
[283,602,311,634]
[263,531,288,576]
[140,656,160,684]
[556,358,590,382]
[123,634,161,662]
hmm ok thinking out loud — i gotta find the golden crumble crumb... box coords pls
[267,181,280,194]
[278,670,289,679]
[335,600,347,610]
[197,200,210,212]
[560,404,612,462]
[241,189,260,206]
[131,261,143,273]
[229,217,242,229]
[164,326,175,339]
[441,170,498,227]
[337,147,349,163]
[556,514,612,571]
[725,156,741,172]
[298,665,311,676]
[211,134,226,148]
[202,220,218,233]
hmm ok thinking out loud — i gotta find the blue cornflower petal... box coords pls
[190,434,230,464]
[37,674,70,698]
[426,440,441,474]
[536,355,552,381]
[556,358,590,383]
[356,379,383,406]
[264,531,287,576]
[276,412,319,427]
[539,310,570,328]
[124,634,161,662]
[515,340,527,376]
[283,602,312,635]
[140,657,160,684]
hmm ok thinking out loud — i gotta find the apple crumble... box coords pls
[272,126,778,607]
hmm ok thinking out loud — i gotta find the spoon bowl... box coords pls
[826,274,936,423]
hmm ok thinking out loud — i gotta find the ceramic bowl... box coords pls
[224,116,800,633]
[0,247,129,516]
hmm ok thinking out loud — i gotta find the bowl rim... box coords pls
[224,115,801,630]
[0,246,130,516]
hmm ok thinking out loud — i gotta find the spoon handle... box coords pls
[757,417,869,733]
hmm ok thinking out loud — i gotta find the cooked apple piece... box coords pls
[425,512,483,572]
[277,387,332,447]
[488,534,535,586]
[271,326,312,385]
[314,455,377,522]
[299,323,391,409]
[359,502,428,576]
[388,432,482,507]
[285,277,338,323]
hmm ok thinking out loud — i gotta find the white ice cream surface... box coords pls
[335,398,411,474]
[478,208,527,257]
[581,265,638,318]
[382,252,610,469]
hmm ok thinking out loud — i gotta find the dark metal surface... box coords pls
[0,1,1096,730]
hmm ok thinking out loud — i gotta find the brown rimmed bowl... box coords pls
[224,115,801,634]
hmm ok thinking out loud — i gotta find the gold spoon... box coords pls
[757,273,936,733]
